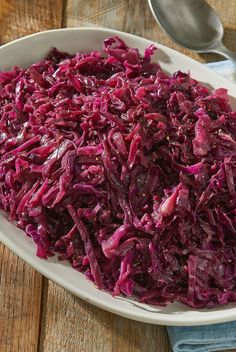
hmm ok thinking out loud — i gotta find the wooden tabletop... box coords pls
[0,1,236,351]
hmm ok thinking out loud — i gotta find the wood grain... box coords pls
[65,0,236,63]
[0,245,43,352]
[39,282,171,352]
[1,1,236,352]
[0,0,64,44]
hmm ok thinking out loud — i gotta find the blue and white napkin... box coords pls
[167,60,236,352]
[167,321,236,352]
[206,59,236,82]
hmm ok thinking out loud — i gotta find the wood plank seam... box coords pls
[61,0,68,28]
[37,277,49,352]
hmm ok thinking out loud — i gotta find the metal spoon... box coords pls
[148,0,236,64]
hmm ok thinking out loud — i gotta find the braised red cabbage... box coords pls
[0,37,236,308]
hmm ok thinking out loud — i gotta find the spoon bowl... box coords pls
[148,0,236,63]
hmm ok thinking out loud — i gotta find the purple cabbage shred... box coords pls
[0,36,236,308]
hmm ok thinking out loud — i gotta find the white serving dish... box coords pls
[0,27,236,326]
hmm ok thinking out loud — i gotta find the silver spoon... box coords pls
[148,0,236,64]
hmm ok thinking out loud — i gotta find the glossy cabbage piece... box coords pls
[0,36,235,308]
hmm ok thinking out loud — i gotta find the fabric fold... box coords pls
[167,321,236,352]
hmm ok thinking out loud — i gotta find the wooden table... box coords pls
[0,1,236,351]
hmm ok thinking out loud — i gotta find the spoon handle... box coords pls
[211,43,236,65]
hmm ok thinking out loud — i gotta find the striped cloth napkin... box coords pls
[167,60,236,352]
[206,60,236,82]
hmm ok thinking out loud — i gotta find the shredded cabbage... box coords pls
[0,37,236,308]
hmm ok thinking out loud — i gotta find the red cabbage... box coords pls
[0,36,236,308]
